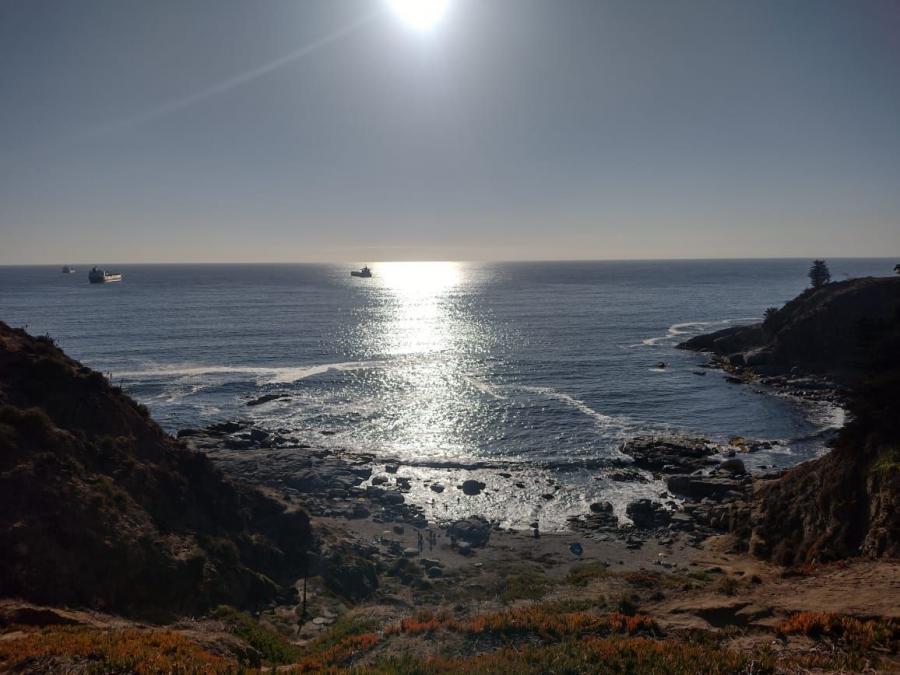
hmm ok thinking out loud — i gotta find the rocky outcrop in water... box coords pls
[621,435,719,473]
[678,276,900,384]
[0,322,313,617]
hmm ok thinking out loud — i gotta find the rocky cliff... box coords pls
[0,322,312,617]
[680,277,900,565]
[678,276,900,382]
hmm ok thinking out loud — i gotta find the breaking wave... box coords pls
[116,361,382,385]
[638,317,756,346]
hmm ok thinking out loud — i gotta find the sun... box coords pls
[386,0,451,31]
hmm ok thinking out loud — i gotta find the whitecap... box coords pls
[463,374,506,400]
[517,385,628,432]
[638,317,757,347]
[115,360,382,385]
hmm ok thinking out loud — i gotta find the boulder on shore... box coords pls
[447,516,491,547]
[626,499,671,529]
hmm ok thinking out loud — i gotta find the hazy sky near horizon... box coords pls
[1,0,899,264]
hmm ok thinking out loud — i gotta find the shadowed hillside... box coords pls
[0,321,313,617]
[681,276,900,564]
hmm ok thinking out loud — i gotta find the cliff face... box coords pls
[681,277,900,565]
[678,276,900,381]
[0,322,312,617]
[745,430,899,565]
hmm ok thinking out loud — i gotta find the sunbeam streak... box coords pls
[83,10,379,138]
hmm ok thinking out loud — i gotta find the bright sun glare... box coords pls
[386,0,451,31]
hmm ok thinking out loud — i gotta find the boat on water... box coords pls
[61,265,75,274]
[350,265,372,278]
[89,267,123,284]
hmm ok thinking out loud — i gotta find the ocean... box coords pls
[1,259,893,527]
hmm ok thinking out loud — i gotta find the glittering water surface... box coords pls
[1,259,890,527]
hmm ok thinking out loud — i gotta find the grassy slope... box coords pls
[3,558,899,673]
[2,601,897,673]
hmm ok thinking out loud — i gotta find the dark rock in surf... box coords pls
[590,501,614,514]
[718,458,747,475]
[460,479,486,496]
[208,420,246,434]
[381,491,405,505]
[621,435,717,474]
[249,428,269,443]
[666,475,747,500]
[224,438,255,450]
[605,468,650,483]
[246,393,288,407]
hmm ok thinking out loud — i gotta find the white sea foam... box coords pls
[163,382,209,403]
[808,401,846,430]
[518,385,625,429]
[116,361,381,385]
[638,317,757,346]
[463,374,506,399]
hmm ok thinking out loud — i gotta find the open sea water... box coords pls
[2,259,893,527]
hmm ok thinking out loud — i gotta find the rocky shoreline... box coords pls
[683,347,846,408]
[171,280,885,605]
[180,422,763,564]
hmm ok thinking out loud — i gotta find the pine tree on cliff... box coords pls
[763,307,780,335]
[808,259,831,289]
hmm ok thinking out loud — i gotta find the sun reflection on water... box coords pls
[353,261,491,460]
[373,261,462,356]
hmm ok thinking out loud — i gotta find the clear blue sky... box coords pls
[1,0,899,263]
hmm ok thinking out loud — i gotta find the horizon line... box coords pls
[2,255,899,268]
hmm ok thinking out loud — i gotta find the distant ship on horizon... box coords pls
[350,265,372,278]
[89,267,123,284]
[61,265,75,274]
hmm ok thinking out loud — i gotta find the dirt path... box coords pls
[647,536,900,634]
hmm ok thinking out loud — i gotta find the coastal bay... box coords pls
[2,266,897,672]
